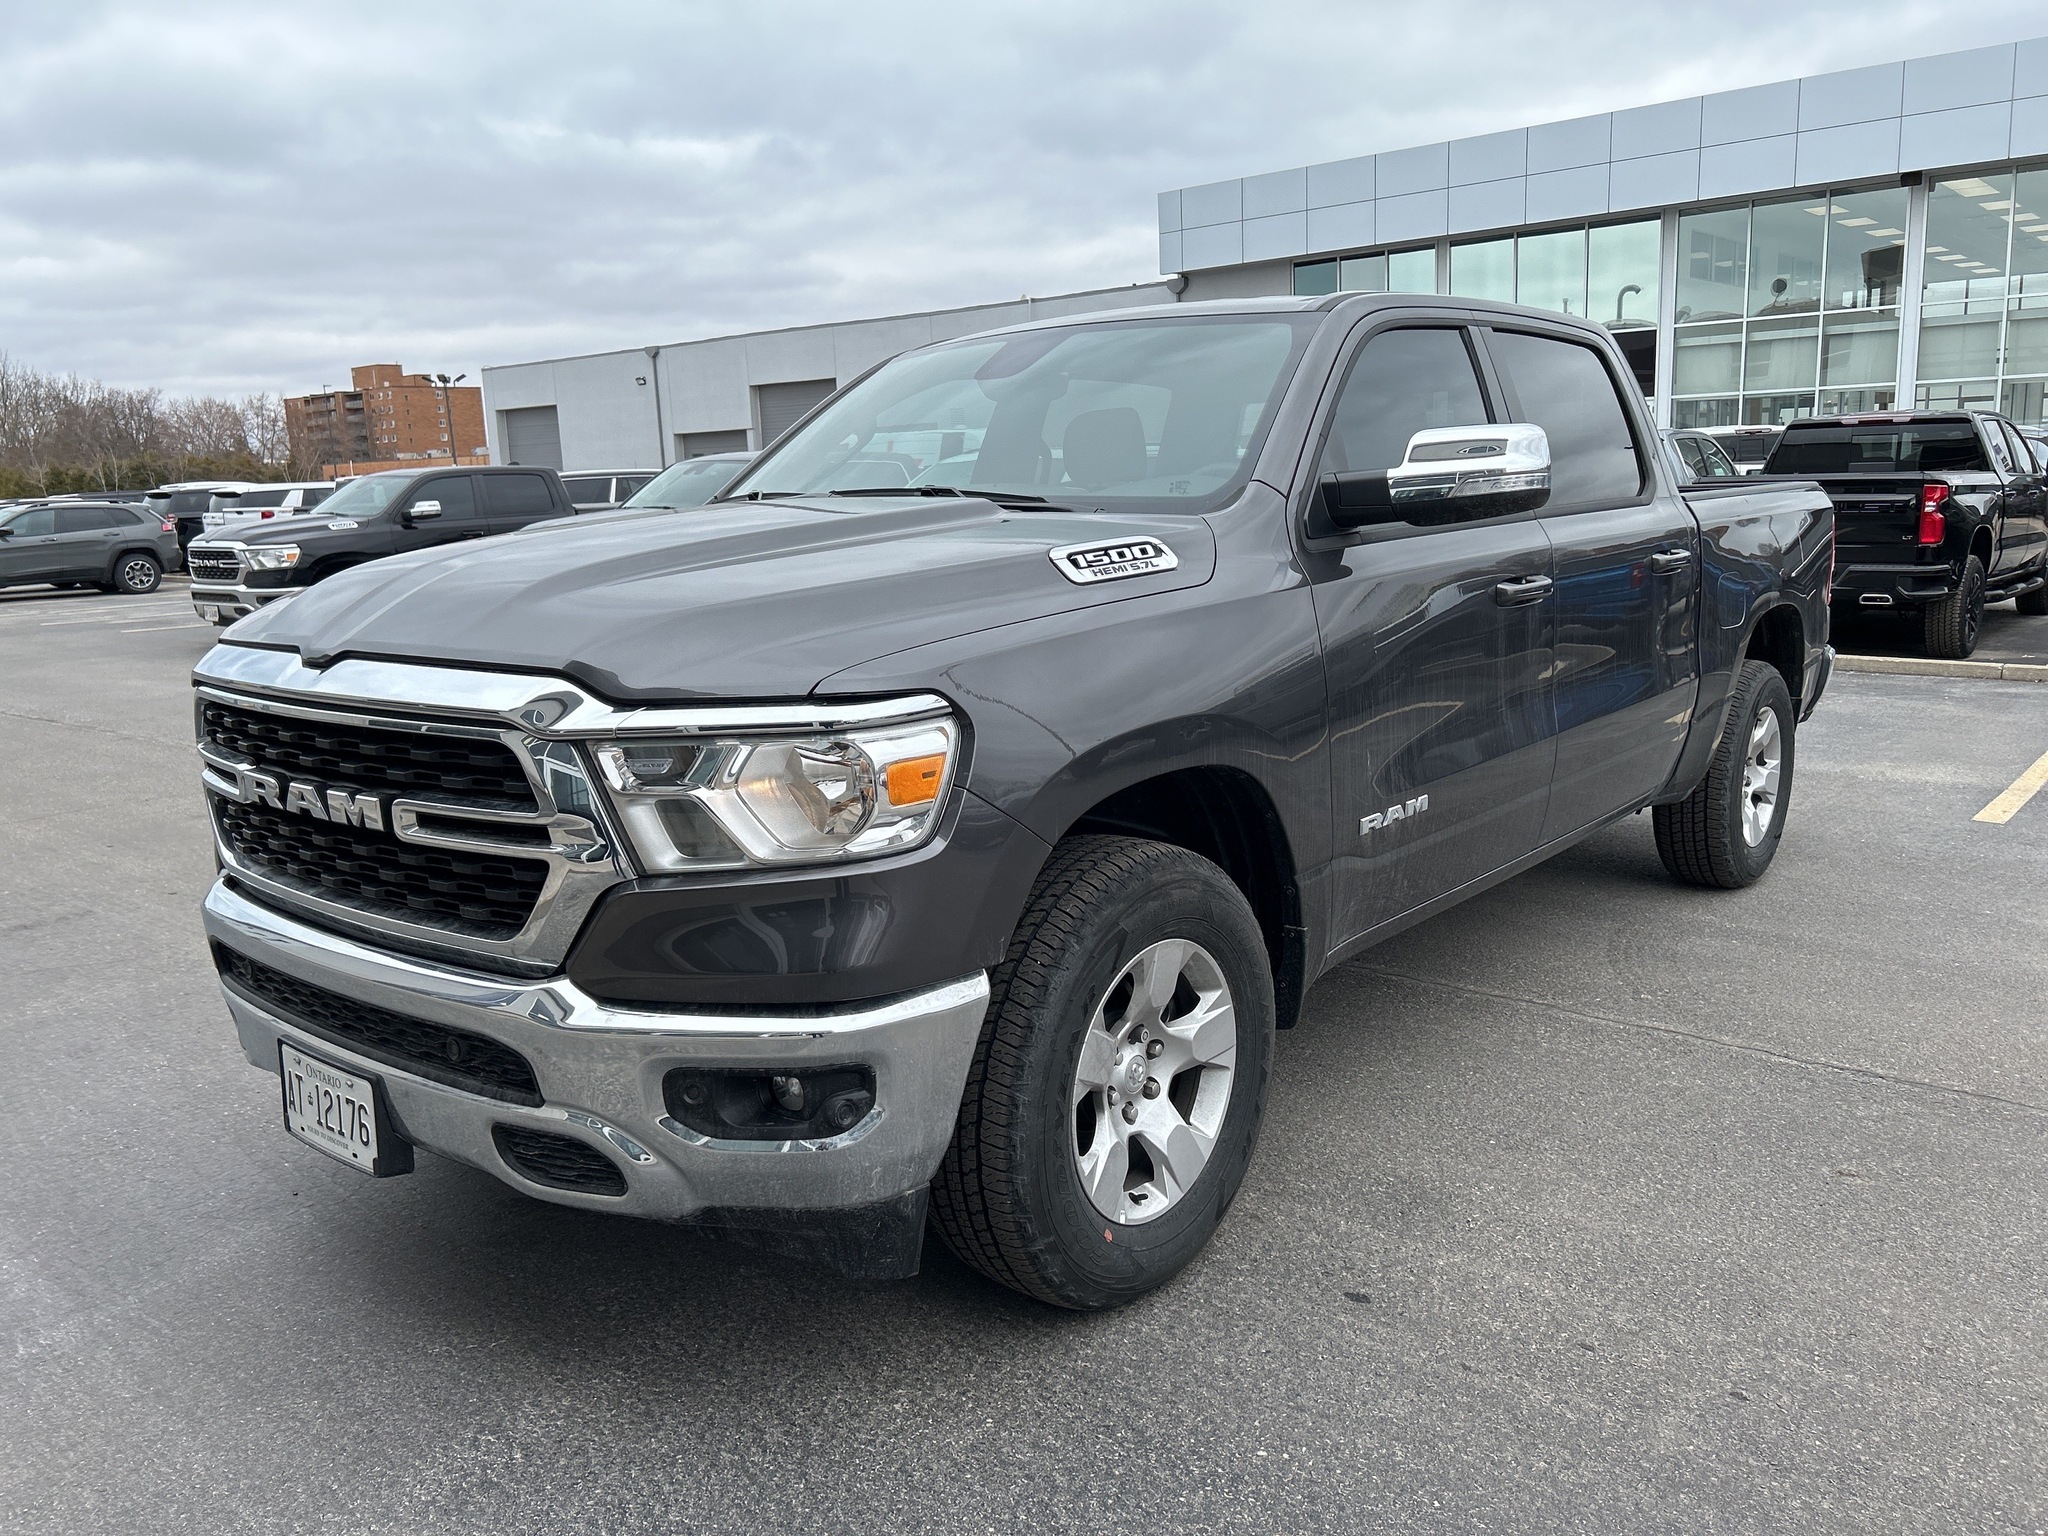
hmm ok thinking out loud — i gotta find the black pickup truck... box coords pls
[1762,410,2048,657]
[191,296,1834,1309]
[185,464,576,625]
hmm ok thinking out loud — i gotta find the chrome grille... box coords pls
[187,548,241,582]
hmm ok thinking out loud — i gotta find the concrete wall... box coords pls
[484,282,1178,472]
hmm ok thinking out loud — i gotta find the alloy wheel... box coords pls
[1741,705,1782,847]
[1070,938,1238,1225]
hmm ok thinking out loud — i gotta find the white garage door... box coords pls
[501,406,563,469]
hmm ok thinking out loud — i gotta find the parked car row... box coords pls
[0,499,181,594]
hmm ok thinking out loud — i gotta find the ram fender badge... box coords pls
[1049,537,1180,585]
[1360,794,1428,835]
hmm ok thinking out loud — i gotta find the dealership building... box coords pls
[483,35,2048,470]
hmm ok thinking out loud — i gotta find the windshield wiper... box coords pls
[724,490,807,502]
[824,486,1064,508]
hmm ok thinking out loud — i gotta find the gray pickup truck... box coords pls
[193,295,1834,1308]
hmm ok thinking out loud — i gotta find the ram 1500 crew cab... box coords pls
[193,295,1835,1309]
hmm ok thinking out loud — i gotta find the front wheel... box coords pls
[930,836,1274,1310]
[1654,659,1795,889]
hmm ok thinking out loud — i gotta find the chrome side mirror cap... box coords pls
[1322,423,1552,529]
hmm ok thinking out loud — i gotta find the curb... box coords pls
[1834,653,2048,683]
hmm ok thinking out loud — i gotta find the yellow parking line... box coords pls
[1974,747,2048,825]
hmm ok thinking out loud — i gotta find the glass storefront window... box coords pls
[1916,378,2002,412]
[1517,228,1587,317]
[2001,377,2047,428]
[1677,206,1748,323]
[1822,187,1908,310]
[1922,173,2012,318]
[1819,310,1900,388]
[1293,260,1338,296]
[1748,195,1827,317]
[1340,253,1389,292]
[1674,321,1742,396]
[1388,247,1436,294]
[1744,314,1818,394]
[1589,219,1660,328]
[1673,397,1739,429]
[1744,392,1816,426]
[1450,237,1514,302]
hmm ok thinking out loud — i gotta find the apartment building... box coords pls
[285,365,488,475]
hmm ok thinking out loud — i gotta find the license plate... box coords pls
[198,604,220,622]
[279,1042,407,1176]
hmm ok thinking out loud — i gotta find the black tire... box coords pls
[930,836,1274,1310]
[107,553,162,595]
[1923,555,1985,658]
[1654,659,1795,889]
[2016,583,2048,617]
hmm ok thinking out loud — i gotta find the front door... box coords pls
[0,507,62,583]
[50,507,124,580]
[392,475,486,555]
[1305,322,1557,947]
[1480,325,1700,840]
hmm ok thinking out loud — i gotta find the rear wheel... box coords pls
[1653,659,1795,890]
[105,553,162,595]
[1923,556,1985,658]
[930,836,1274,1310]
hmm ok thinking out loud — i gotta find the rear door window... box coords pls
[482,473,558,518]
[56,507,118,532]
[563,476,611,504]
[1485,329,1645,510]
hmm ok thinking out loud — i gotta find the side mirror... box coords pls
[405,499,443,524]
[0,527,12,539]
[1322,424,1552,530]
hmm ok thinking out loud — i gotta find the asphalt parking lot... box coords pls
[3,582,2045,1535]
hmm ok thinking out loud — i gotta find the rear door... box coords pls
[1479,324,1699,840]
[392,475,486,555]
[51,506,125,580]
[480,471,565,533]
[1306,320,1557,945]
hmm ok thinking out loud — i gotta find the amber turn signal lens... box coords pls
[885,753,946,806]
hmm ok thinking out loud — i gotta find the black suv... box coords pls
[185,465,573,625]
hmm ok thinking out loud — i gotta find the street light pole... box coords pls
[434,372,467,465]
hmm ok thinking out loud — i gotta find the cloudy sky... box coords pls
[2,0,2041,398]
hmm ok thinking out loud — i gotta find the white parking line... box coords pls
[121,622,212,634]
[1974,747,2048,825]
[34,607,191,626]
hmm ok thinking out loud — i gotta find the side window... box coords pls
[1486,330,1645,509]
[483,473,558,518]
[1982,422,2014,477]
[407,476,479,520]
[1674,437,1706,477]
[56,507,117,533]
[1699,438,1740,477]
[1317,327,1491,479]
[562,476,610,504]
[617,476,654,498]
[1995,420,2032,478]
[301,487,333,508]
[8,508,57,537]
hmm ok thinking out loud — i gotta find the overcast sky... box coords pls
[2,1,2041,398]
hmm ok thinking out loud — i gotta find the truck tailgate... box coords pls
[1811,476,1925,560]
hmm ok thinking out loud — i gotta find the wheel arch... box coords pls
[1061,765,1308,1029]
[1743,602,1806,713]
[1969,523,1995,570]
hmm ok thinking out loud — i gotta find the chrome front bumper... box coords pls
[189,582,290,622]
[203,879,990,1221]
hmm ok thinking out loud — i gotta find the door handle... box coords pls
[1494,574,1553,606]
[1649,548,1693,573]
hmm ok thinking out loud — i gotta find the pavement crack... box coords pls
[1352,964,2048,1117]
[0,705,184,752]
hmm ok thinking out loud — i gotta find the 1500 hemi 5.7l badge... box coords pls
[1049,538,1180,585]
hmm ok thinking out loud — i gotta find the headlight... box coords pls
[592,713,960,871]
[243,546,301,570]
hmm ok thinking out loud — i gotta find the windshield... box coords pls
[1766,422,1988,476]
[625,457,752,509]
[725,316,1316,509]
[312,476,407,519]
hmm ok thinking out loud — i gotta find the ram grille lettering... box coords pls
[1048,538,1180,585]
[1360,794,1429,835]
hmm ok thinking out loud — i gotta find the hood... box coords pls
[230,496,1215,700]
